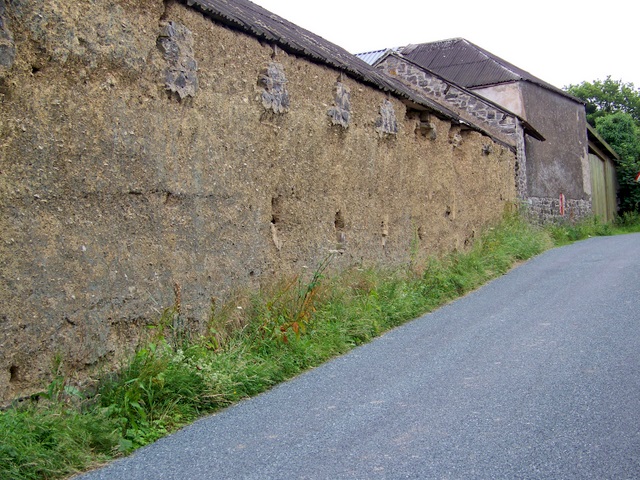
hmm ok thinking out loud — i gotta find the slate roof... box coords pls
[400,38,578,101]
[180,0,512,142]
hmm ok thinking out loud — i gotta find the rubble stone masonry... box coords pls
[377,55,518,144]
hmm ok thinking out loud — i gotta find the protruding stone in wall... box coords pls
[157,21,198,100]
[327,81,351,128]
[334,209,346,249]
[259,62,290,114]
[416,113,437,140]
[449,126,463,148]
[270,195,284,251]
[381,214,390,247]
[270,222,283,251]
[0,0,15,70]
[376,99,397,136]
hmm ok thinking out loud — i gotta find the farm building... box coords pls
[358,38,619,222]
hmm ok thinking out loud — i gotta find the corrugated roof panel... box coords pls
[404,40,463,69]
[472,58,519,87]
[355,47,403,66]
[402,39,520,87]
[432,46,469,69]
[400,38,572,97]
[355,49,389,65]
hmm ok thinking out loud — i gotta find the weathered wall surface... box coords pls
[473,83,525,119]
[0,0,517,402]
[477,80,591,222]
[519,82,591,221]
[520,83,590,199]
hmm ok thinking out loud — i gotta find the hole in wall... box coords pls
[270,196,284,250]
[9,365,18,383]
[415,112,437,139]
[159,0,171,21]
[334,210,345,230]
[271,195,282,224]
[164,191,181,206]
[334,210,347,247]
[381,217,389,235]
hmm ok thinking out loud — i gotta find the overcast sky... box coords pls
[251,0,638,91]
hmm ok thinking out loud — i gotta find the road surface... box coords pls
[79,234,640,479]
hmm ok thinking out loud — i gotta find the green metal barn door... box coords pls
[589,153,607,221]
[603,157,618,221]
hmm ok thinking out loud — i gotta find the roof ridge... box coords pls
[399,37,579,100]
[459,38,524,80]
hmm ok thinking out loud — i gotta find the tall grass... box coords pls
[2,213,637,479]
[0,399,120,479]
[612,211,640,233]
[544,212,640,244]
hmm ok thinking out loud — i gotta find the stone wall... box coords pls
[525,197,592,224]
[377,54,518,145]
[515,120,528,200]
[0,0,517,402]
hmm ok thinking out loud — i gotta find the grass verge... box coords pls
[2,213,639,479]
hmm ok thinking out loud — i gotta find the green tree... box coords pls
[594,112,640,212]
[566,78,640,213]
[566,77,640,126]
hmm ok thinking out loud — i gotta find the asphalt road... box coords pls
[79,234,640,480]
